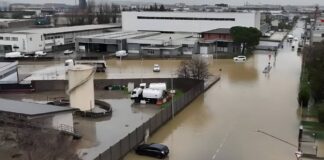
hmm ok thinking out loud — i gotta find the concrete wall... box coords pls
[31,78,200,92]
[52,112,74,129]
[122,11,260,33]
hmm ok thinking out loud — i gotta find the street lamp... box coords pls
[170,73,176,119]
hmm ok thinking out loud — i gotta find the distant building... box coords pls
[79,0,87,10]
[0,1,8,11]
[199,28,240,55]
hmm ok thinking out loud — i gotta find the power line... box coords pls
[257,129,298,148]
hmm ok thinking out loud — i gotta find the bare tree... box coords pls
[86,0,96,24]
[177,58,210,80]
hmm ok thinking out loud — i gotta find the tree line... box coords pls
[67,1,121,26]
[67,2,169,26]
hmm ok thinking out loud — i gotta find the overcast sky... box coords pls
[4,0,324,6]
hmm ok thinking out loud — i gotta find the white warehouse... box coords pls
[122,11,261,33]
[0,24,121,54]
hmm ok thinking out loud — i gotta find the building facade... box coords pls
[122,11,261,33]
[0,24,120,54]
[199,28,241,55]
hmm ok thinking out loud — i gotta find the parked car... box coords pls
[233,55,247,62]
[35,51,47,56]
[63,50,74,55]
[153,64,160,72]
[115,50,128,57]
[135,143,169,159]
[287,34,294,42]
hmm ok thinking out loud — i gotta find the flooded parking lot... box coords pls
[9,21,305,160]
[123,22,304,160]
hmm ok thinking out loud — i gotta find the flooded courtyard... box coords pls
[6,22,304,160]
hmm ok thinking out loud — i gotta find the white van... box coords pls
[115,50,128,57]
[5,52,24,58]
[35,51,47,56]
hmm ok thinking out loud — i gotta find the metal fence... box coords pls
[94,81,204,160]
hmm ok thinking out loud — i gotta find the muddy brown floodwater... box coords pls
[14,21,305,160]
[123,22,304,160]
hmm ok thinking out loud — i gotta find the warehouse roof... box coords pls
[14,24,121,35]
[201,28,230,34]
[77,31,159,40]
[0,98,78,118]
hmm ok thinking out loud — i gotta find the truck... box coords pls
[5,52,24,58]
[131,88,165,104]
[64,59,107,72]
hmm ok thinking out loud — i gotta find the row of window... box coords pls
[0,37,18,41]
[45,35,63,40]
[137,16,235,21]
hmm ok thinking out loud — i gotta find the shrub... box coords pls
[298,84,310,107]
[318,105,324,123]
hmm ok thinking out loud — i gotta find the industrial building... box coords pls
[199,28,241,55]
[0,24,121,54]
[75,31,200,56]
[122,11,261,33]
[75,11,261,56]
[0,98,77,133]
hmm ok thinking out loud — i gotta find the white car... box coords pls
[153,64,160,72]
[233,56,247,62]
[35,51,47,56]
[64,50,74,55]
[115,50,128,57]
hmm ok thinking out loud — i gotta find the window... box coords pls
[11,37,18,41]
[30,38,32,41]
[137,16,235,21]
[5,37,10,41]
[0,37,3,40]
[321,33,324,38]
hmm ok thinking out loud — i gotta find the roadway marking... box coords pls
[212,132,230,160]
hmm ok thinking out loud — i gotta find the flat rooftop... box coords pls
[13,24,121,35]
[0,19,31,23]
[77,31,159,40]
[128,33,199,45]
[0,98,77,118]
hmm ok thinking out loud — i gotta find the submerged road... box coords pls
[123,21,304,160]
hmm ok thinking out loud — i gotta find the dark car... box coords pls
[135,143,169,159]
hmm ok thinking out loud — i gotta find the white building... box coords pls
[122,11,260,33]
[0,24,121,54]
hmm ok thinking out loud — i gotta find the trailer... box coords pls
[130,87,165,104]
[149,83,167,91]
[65,59,107,72]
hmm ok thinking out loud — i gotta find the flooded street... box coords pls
[123,22,304,160]
[14,22,305,160]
